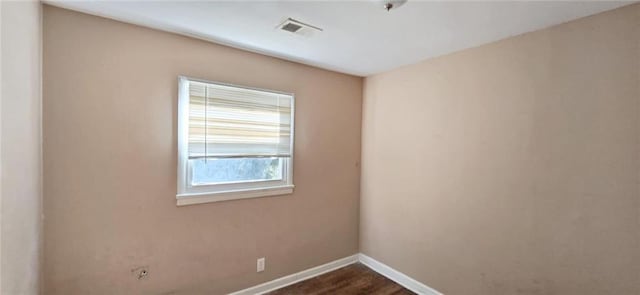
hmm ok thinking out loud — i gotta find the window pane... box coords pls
[191,157,283,185]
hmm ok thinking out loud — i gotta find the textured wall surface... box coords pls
[361,4,639,295]
[43,6,362,294]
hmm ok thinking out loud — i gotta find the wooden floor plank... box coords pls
[266,263,415,295]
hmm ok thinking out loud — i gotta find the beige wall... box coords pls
[1,1,42,294]
[361,4,639,295]
[43,6,361,294]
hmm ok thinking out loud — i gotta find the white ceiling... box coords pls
[48,0,632,77]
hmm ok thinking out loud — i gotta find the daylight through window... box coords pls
[177,77,294,205]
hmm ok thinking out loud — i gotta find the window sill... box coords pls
[176,185,294,206]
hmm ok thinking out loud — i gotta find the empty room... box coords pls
[1,0,638,294]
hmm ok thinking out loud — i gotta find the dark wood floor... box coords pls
[266,263,415,295]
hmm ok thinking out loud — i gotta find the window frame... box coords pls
[176,76,295,206]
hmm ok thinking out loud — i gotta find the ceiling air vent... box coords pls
[278,18,322,37]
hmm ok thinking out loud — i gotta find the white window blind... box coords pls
[187,81,293,159]
[177,77,295,205]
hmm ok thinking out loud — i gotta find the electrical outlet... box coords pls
[257,257,265,272]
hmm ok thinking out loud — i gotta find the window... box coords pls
[177,77,294,206]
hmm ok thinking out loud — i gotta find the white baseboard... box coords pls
[228,254,359,295]
[358,253,442,295]
[228,253,442,295]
